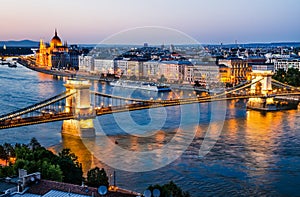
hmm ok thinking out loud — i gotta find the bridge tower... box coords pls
[250,64,274,95]
[62,79,95,138]
[247,64,275,109]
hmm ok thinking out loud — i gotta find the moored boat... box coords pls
[110,80,171,92]
[8,62,17,68]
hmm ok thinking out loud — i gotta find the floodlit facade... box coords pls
[94,59,114,74]
[218,58,252,84]
[36,30,79,69]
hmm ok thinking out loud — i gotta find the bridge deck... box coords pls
[1,90,300,130]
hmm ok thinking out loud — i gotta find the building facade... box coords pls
[36,29,79,70]
[185,62,220,87]
[218,58,252,84]
[78,55,94,72]
[94,59,114,74]
[274,58,300,71]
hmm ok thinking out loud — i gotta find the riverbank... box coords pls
[17,58,210,93]
[17,58,110,81]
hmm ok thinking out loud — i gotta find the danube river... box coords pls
[1,64,300,196]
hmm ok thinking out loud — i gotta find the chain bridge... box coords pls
[0,76,299,137]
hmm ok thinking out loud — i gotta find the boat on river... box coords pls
[8,62,17,68]
[110,80,171,92]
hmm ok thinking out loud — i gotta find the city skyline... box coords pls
[1,0,300,44]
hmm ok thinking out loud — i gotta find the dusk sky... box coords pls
[1,0,299,44]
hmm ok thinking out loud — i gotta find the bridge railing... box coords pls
[0,91,75,122]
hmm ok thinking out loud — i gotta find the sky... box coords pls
[0,0,299,44]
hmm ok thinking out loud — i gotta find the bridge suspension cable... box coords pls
[207,78,264,98]
[0,91,75,121]
[271,79,298,89]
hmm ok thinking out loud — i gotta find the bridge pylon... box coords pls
[62,79,96,138]
[247,64,276,110]
[250,65,274,96]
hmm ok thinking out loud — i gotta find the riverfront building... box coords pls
[274,58,300,71]
[185,60,220,87]
[218,57,266,84]
[36,30,79,69]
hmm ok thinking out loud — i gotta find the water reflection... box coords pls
[1,65,300,196]
[61,134,96,175]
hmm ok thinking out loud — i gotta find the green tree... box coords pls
[29,137,41,151]
[13,139,63,182]
[273,68,286,82]
[0,165,14,178]
[0,143,15,165]
[0,145,8,163]
[86,167,109,188]
[1,139,83,185]
[57,149,83,185]
[286,68,300,86]
[147,181,190,197]
[39,161,63,182]
[273,68,300,86]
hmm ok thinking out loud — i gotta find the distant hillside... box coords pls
[0,40,39,47]
[206,42,300,48]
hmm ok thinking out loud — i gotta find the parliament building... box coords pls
[36,29,79,70]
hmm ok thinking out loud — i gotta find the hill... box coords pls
[0,40,40,47]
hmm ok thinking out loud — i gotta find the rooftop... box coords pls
[0,180,17,194]
[24,180,137,197]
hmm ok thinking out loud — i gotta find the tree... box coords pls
[40,161,63,182]
[272,68,300,87]
[286,68,300,86]
[86,167,109,188]
[0,165,14,178]
[0,143,15,165]
[0,139,83,184]
[273,68,285,82]
[0,145,8,163]
[57,149,83,185]
[147,181,190,197]
[29,137,41,151]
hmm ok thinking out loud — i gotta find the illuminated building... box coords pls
[274,58,300,71]
[218,58,251,84]
[218,57,266,84]
[36,29,79,69]
[184,61,220,87]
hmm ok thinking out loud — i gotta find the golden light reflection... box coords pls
[155,130,166,145]
[80,119,94,129]
[37,72,53,80]
[61,135,102,176]
[226,119,239,140]
[244,110,284,176]
[129,136,139,151]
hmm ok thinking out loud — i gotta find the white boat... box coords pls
[110,80,171,92]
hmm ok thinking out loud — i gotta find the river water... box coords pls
[0,63,300,196]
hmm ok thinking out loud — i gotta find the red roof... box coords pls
[27,180,137,197]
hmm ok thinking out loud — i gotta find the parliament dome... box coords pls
[50,29,62,47]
